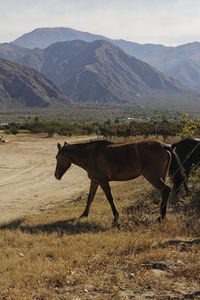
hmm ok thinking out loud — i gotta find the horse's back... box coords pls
[172,137,200,148]
[172,137,200,155]
[94,139,166,164]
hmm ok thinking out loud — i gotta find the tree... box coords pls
[179,113,199,139]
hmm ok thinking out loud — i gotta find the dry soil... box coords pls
[0,134,91,222]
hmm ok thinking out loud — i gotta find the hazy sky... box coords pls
[1,0,200,46]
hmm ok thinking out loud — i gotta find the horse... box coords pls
[171,137,200,179]
[54,139,187,224]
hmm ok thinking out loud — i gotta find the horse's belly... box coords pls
[111,174,140,181]
[109,167,141,181]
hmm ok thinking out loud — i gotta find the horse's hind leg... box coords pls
[80,181,98,218]
[159,184,171,221]
[100,181,119,223]
[143,175,171,221]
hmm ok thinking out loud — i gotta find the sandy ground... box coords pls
[0,134,92,223]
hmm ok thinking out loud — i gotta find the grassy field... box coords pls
[0,175,199,299]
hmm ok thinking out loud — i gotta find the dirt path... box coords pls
[0,134,92,222]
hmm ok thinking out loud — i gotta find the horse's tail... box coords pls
[164,145,189,196]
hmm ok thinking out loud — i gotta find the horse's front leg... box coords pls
[80,181,98,218]
[182,162,191,196]
[158,184,171,221]
[100,181,119,224]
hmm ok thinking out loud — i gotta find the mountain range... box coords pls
[0,27,200,109]
[0,58,70,109]
[15,39,198,108]
[10,27,200,92]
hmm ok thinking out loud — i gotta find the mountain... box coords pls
[12,27,107,49]
[11,27,168,61]
[16,39,200,108]
[132,42,200,72]
[111,42,200,92]
[0,58,71,108]
[165,59,200,91]
[0,43,32,61]
[11,27,200,91]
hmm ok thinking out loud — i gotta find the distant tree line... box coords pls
[96,120,186,141]
[1,116,193,140]
[1,117,96,137]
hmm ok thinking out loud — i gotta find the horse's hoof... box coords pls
[156,216,166,223]
[112,220,120,229]
[156,216,162,223]
[79,213,88,219]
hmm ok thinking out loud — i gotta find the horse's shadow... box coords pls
[0,217,108,235]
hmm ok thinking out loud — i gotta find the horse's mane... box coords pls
[89,139,113,145]
[61,140,114,151]
[70,139,114,146]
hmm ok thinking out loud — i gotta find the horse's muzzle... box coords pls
[55,173,61,180]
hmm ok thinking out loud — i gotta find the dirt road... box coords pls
[0,134,91,222]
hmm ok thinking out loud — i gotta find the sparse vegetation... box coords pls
[0,177,199,299]
[1,106,200,140]
[0,105,193,124]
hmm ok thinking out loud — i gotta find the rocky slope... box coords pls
[11,27,200,91]
[0,58,70,108]
[16,39,198,108]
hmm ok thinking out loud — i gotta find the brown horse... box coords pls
[54,139,187,223]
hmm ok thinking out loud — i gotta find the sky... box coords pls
[1,0,200,46]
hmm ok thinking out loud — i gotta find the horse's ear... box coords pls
[57,143,61,151]
[64,141,69,146]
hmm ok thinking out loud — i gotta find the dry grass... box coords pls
[0,177,199,299]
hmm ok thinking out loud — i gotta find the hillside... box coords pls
[0,58,71,108]
[165,59,200,91]
[16,39,199,108]
[10,27,200,91]
[0,43,32,61]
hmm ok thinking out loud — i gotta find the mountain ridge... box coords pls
[0,57,71,108]
[16,39,199,108]
[12,27,107,49]
[10,27,200,91]
[1,27,200,109]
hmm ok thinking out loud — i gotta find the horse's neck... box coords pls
[67,146,90,170]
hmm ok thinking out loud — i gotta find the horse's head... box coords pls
[55,142,72,180]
